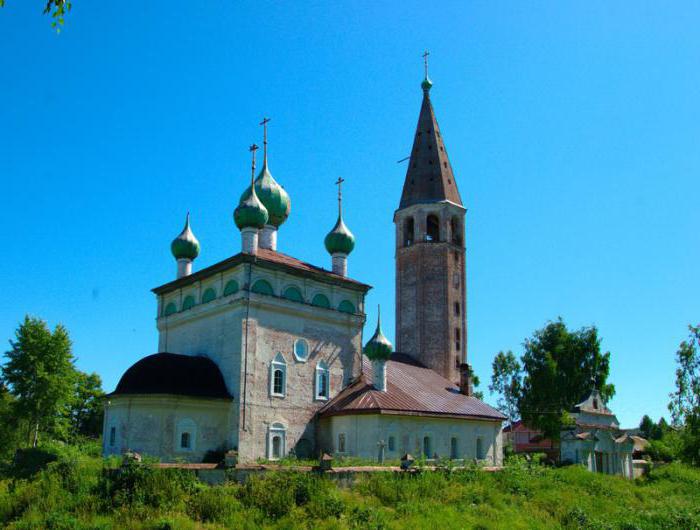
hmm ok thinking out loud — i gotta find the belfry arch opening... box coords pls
[404,217,415,247]
[426,214,440,242]
[451,216,462,246]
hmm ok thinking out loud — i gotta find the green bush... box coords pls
[187,485,241,523]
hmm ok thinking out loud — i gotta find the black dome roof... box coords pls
[112,353,231,399]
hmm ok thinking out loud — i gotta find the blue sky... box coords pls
[1,1,698,427]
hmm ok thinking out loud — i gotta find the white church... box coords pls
[102,67,506,465]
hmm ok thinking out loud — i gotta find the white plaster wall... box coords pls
[103,395,232,463]
[320,414,503,465]
[154,261,367,463]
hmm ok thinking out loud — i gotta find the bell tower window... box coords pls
[404,217,415,247]
[451,217,462,246]
[426,215,440,242]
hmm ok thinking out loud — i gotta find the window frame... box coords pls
[315,361,330,400]
[268,422,286,461]
[293,338,310,363]
[175,418,196,453]
[337,433,346,453]
[269,353,287,398]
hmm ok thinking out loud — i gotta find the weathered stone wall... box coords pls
[103,395,231,462]
[237,293,364,463]
[319,414,503,466]
[154,260,366,463]
[395,202,466,384]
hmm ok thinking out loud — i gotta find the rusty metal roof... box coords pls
[153,248,371,295]
[319,353,505,421]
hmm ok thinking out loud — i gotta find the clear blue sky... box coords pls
[1,1,698,428]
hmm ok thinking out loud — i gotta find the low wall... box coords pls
[153,462,502,486]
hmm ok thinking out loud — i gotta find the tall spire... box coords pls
[398,52,461,209]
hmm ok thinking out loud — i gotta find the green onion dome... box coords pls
[234,184,269,230]
[171,213,200,260]
[421,76,433,91]
[363,309,393,361]
[324,215,355,255]
[239,162,291,227]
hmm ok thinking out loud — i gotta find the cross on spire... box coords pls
[249,143,259,186]
[422,50,430,79]
[335,176,345,216]
[259,117,271,164]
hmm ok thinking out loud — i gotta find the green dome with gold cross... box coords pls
[239,162,291,228]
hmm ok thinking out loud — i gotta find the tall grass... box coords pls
[0,445,698,529]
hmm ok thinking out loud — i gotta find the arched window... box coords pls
[202,287,216,304]
[388,436,396,452]
[223,279,239,296]
[270,353,286,397]
[338,300,355,314]
[450,437,459,459]
[164,302,177,316]
[282,286,304,302]
[252,279,274,295]
[293,338,309,362]
[268,422,286,460]
[338,433,346,453]
[455,328,461,352]
[404,217,415,247]
[176,419,196,452]
[109,426,116,447]
[182,295,196,311]
[426,214,440,242]
[476,438,484,460]
[451,216,462,246]
[315,361,330,400]
[423,436,432,458]
[311,293,330,309]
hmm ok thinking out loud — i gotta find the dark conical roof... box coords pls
[399,85,462,209]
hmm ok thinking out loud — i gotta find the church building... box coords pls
[103,63,505,465]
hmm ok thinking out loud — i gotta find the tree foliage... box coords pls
[518,319,614,439]
[70,371,105,438]
[0,1,72,29]
[489,350,522,426]
[668,324,700,464]
[2,316,77,446]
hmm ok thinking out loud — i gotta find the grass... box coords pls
[0,445,698,529]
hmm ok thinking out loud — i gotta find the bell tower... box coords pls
[394,54,466,384]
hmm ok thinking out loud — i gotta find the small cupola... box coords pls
[324,177,355,276]
[238,118,291,250]
[234,144,269,255]
[171,212,200,279]
[363,306,393,392]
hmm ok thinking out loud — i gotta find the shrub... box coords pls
[187,485,241,523]
[102,459,199,511]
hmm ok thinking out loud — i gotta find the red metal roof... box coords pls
[319,353,505,421]
[153,248,371,294]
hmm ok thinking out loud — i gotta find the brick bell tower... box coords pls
[394,55,466,385]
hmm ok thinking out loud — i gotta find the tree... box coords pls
[668,324,700,464]
[2,316,76,446]
[518,319,614,440]
[69,371,105,438]
[489,350,522,427]
[0,1,71,29]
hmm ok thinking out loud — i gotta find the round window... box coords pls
[293,339,309,362]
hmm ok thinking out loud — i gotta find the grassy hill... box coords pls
[1,444,698,529]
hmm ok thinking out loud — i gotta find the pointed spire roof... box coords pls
[399,66,462,209]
